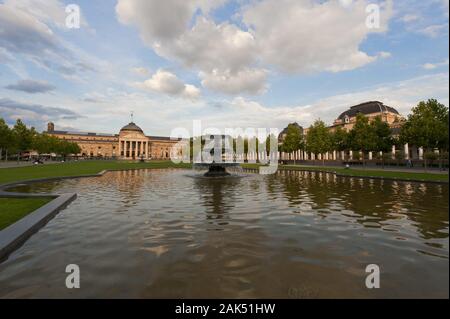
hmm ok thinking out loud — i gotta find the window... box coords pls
[345,115,350,124]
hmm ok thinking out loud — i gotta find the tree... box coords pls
[265,133,278,158]
[306,120,332,165]
[401,99,449,151]
[347,113,377,166]
[12,119,37,160]
[371,116,394,166]
[281,123,304,164]
[331,127,349,160]
[400,99,449,169]
[0,118,13,161]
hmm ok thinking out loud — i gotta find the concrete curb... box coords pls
[0,193,77,262]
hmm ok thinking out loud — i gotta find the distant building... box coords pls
[45,121,184,160]
[278,101,421,161]
[330,101,404,132]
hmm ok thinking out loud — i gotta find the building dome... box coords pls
[337,101,399,121]
[120,122,143,133]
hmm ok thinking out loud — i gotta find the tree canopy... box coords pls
[400,99,449,151]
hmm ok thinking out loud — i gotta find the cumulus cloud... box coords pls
[200,68,268,95]
[242,0,392,74]
[116,0,394,95]
[136,69,201,100]
[0,97,82,129]
[5,79,56,94]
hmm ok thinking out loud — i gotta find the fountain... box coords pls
[193,135,240,177]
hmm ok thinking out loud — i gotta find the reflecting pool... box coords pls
[0,169,448,298]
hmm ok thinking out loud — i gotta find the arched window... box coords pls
[344,115,350,124]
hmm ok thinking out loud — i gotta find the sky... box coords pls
[0,0,449,137]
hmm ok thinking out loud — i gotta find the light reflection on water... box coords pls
[0,169,448,298]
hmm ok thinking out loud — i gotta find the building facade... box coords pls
[46,122,184,160]
[278,101,424,161]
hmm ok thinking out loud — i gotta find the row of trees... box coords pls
[0,118,81,161]
[281,99,449,165]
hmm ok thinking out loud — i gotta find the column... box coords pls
[369,152,373,160]
[404,144,409,160]
[118,141,122,159]
[392,145,396,160]
[419,147,424,160]
[349,151,353,160]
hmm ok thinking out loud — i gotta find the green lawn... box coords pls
[242,164,449,183]
[0,197,54,230]
[0,160,192,186]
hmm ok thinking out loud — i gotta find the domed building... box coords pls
[45,121,185,160]
[332,101,403,131]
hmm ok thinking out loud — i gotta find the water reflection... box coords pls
[0,169,448,298]
[272,170,449,241]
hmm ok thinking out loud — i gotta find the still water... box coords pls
[0,169,448,298]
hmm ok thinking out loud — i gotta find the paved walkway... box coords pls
[283,164,449,175]
[0,161,60,169]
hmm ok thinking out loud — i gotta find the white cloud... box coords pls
[3,0,89,29]
[136,69,201,100]
[377,51,392,59]
[422,59,449,70]
[0,1,95,81]
[401,14,420,23]
[116,0,226,40]
[131,67,151,77]
[241,0,392,74]
[116,0,394,95]
[419,24,448,38]
[200,68,268,95]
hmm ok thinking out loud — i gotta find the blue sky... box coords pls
[0,0,448,136]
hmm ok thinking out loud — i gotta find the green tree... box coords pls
[370,116,394,166]
[331,127,349,160]
[306,120,332,165]
[400,99,449,168]
[0,118,13,161]
[265,133,278,158]
[12,119,37,160]
[347,113,377,166]
[281,123,304,164]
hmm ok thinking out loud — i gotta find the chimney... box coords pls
[47,122,55,132]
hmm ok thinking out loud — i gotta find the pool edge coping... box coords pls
[0,193,77,263]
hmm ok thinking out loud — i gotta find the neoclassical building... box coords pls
[46,121,184,160]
